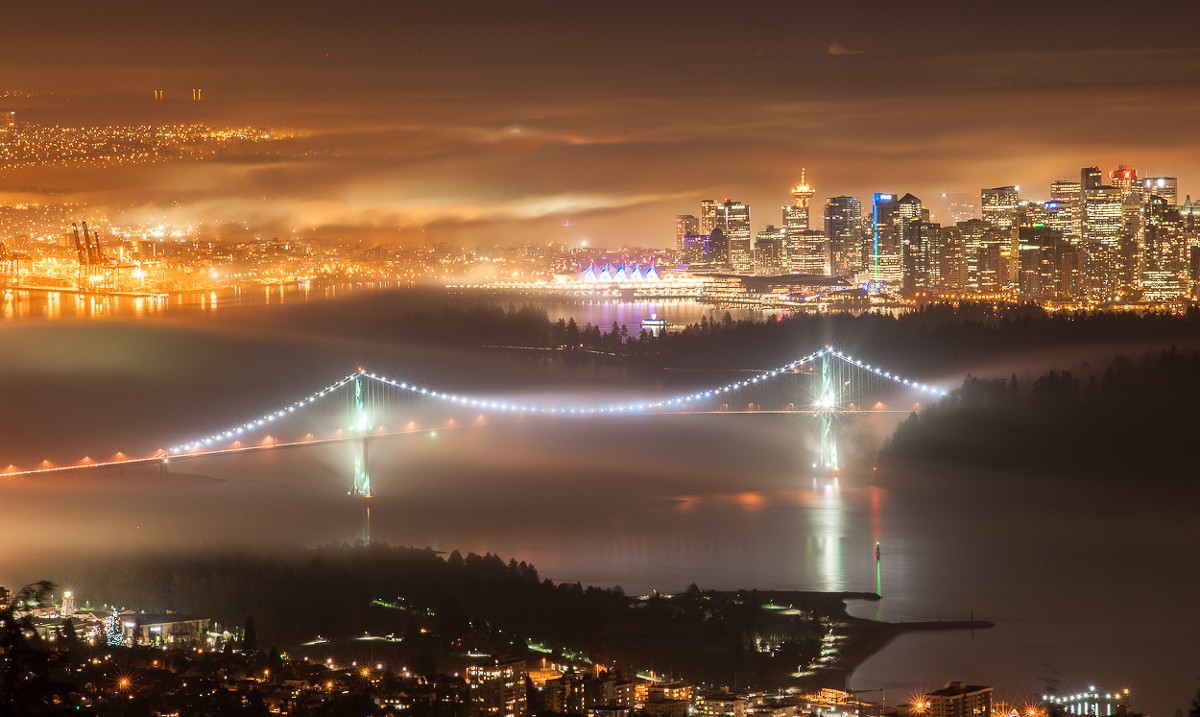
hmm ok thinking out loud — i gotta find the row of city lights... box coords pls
[167,347,947,455]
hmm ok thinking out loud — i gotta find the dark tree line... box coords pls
[882,346,1200,478]
[62,544,825,687]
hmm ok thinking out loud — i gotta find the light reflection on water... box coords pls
[0,288,1195,716]
[0,280,396,321]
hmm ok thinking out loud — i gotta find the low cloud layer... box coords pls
[4,3,1199,246]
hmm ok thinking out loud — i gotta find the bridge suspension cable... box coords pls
[166,346,947,455]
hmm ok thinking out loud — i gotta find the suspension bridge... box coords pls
[2,346,948,493]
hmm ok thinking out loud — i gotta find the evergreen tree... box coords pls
[243,615,258,654]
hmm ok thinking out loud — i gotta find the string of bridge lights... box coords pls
[169,374,359,454]
[168,347,948,455]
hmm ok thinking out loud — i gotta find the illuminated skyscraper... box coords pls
[715,199,752,272]
[754,225,786,274]
[1048,179,1082,242]
[1109,165,1138,200]
[957,218,990,293]
[897,193,925,293]
[700,200,718,235]
[784,170,815,272]
[1142,177,1178,206]
[675,214,698,252]
[871,193,901,285]
[1141,196,1189,301]
[824,196,863,277]
[981,185,1020,229]
[1082,180,1123,302]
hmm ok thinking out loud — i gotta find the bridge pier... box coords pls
[818,353,839,470]
[351,371,372,497]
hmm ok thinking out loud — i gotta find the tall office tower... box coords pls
[824,196,863,277]
[783,203,806,271]
[1120,195,1145,290]
[1141,196,1190,301]
[754,225,786,274]
[708,227,729,266]
[910,222,941,296]
[1109,165,1138,200]
[956,218,990,293]
[715,199,752,272]
[680,234,712,264]
[980,185,1020,229]
[871,193,901,285]
[935,225,967,293]
[467,656,528,717]
[1143,177,1178,206]
[794,230,827,275]
[897,193,926,294]
[700,200,718,235]
[1048,179,1082,242]
[1082,182,1124,302]
[675,215,699,252]
[1081,166,1103,195]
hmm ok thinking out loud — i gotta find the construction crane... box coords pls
[71,223,89,265]
[71,221,125,292]
[0,238,31,287]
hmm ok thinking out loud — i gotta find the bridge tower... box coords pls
[351,370,372,497]
[818,352,839,470]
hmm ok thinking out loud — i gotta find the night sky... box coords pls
[5,1,1200,247]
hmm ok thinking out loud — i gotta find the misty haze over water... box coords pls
[1,286,1197,716]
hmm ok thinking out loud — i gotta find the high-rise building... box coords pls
[714,199,751,272]
[897,193,925,293]
[467,656,528,717]
[1082,177,1124,302]
[871,193,901,285]
[934,224,967,294]
[753,225,786,274]
[1141,196,1189,301]
[783,170,815,272]
[675,215,699,253]
[789,169,814,230]
[1142,177,1178,206]
[956,218,990,293]
[794,230,827,275]
[1048,179,1082,242]
[824,196,863,277]
[1017,228,1079,301]
[1109,165,1138,200]
[708,228,729,267]
[700,200,719,235]
[980,186,1020,229]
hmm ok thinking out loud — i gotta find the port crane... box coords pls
[0,237,32,287]
[71,221,141,292]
